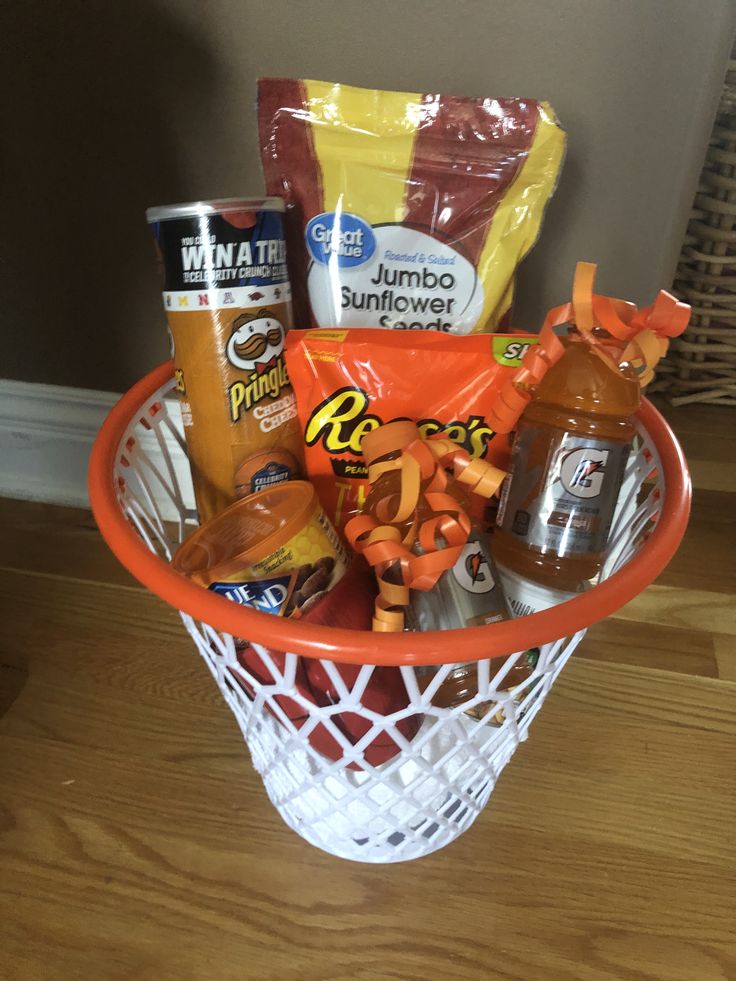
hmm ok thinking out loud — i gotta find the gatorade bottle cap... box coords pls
[361,420,422,465]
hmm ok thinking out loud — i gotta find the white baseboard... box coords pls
[0,380,120,508]
[0,379,190,513]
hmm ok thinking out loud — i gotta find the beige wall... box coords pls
[2,0,733,392]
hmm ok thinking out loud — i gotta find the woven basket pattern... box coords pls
[656,52,736,405]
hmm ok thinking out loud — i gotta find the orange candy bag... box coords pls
[284,328,541,532]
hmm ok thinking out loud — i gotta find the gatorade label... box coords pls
[497,564,585,617]
[409,532,510,630]
[497,425,630,558]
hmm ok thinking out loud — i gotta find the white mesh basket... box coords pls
[89,362,690,863]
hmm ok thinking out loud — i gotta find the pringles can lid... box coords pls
[146,197,285,224]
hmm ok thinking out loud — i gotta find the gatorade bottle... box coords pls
[361,421,533,716]
[361,421,510,631]
[494,329,641,602]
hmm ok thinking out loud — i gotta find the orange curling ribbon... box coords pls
[571,262,597,334]
[574,262,690,384]
[488,262,691,435]
[345,435,506,632]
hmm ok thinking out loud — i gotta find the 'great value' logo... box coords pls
[306,212,376,268]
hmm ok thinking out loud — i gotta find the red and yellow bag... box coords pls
[284,328,541,531]
[258,78,566,333]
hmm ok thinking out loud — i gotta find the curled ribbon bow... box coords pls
[487,262,691,434]
[345,437,506,633]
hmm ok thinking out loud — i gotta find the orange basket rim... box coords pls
[88,360,691,666]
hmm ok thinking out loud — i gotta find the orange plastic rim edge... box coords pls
[88,360,691,666]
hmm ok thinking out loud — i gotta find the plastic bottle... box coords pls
[361,421,510,629]
[361,421,532,716]
[494,330,641,603]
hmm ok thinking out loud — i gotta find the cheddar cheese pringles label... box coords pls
[146,198,303,521]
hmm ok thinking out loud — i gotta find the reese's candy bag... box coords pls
[284,328,540,531]
[258,79,565,333]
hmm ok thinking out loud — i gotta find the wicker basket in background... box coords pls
[654,50,736,406]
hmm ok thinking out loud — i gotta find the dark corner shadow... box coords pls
[0,1,220,391]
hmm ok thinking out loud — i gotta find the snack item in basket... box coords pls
[285,327,541,532]
[258,78,566,332]
[494,262,690,592]
[172,480,348,617]
[146,198,303,521]
[175,479,421,766]
[235,558,422,769]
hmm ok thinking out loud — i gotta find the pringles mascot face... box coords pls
[226,309,284,372]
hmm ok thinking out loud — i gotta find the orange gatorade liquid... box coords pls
[360,422,535,718]
[494,331,641,593]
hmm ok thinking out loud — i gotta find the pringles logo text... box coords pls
[228,356,291,422]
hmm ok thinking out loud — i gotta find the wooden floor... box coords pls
[1,401,735,980]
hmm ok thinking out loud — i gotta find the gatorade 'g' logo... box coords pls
[560,448,609,498]
[452,543,495,594]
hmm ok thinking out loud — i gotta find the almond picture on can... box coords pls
[146,197,304,522]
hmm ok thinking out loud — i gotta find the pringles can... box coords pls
[146,198,303,521]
